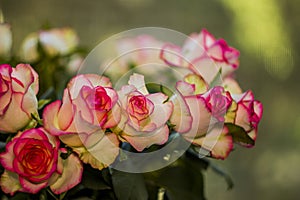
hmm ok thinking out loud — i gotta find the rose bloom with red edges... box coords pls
[0,63,38,133]
[0,128,83,195]
[43,74,121,170]
[169,74,234,159]
[115,73,173,152]
[160,29,240,83]
[230,90,263,143]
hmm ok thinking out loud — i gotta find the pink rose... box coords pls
[115,73,173,151]
[0,128,82,195]
[160,29,240,83]
[43,74,120,170]
[202,86,233,122]
[0,64,39,133]
[230,90,263,142]
[0,23,12,59]
[170,77,234,159]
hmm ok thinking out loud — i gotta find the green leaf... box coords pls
[186,151,234,190]
[207,161,234,190]
[81,165,112,191]
[0,141,6,150]
[225,123,255,146]
[111,169,148,200]
[209,68,222,88]
[9,193,31,200]
[38,99,52,110]
[144,157,206,200]
[146,83,174,98]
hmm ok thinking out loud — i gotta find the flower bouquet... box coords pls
[0,23,263,200]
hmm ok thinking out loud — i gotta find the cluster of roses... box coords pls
[0,24,263,196]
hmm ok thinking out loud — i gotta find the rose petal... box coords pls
[102,103,121,129]
[19,177,48,194]
[201,29,216,49]
[79,130,105,148]
[68,74,112,99]
[43,100,64,136]
[181,96,211,139]
[0,170,21,195]
[190,56,221,84]
[196,126,233,159]
[254,100,263,121]
[74,133,119,169]
[20,87,38,117]
[146,93,173,129]
[207,40,225,61]
[0,64,12,115]
[184,74,208,94]
[122,125,169,152]
[72,109,103,134]
[104,87,119,106]
[118,85,137,107]
[223,77,242,94]
[128,73,148,95]
[235,103,252,131]
[50,154,83,194]
[181,33,206,62]
[11,64,38,94]
[247,128,257,141]
[175,81,195,96]
[160,44,187,67]
[0,141,15,171]
[57,89,75,131]
[59,134,83,147]
[169,93,192,133]
[73,86,95,125]
[0,93,31,133]
[19,128,48,140]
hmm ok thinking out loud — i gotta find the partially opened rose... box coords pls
[114,73,173,151]
[43,74,120,170]
[230,90,263,142]
[0,64,38,133]
[170,75,234,159]
[0,128,83,195]
[160,29,240,83]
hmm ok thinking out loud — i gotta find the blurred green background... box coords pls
[1,0,299,199]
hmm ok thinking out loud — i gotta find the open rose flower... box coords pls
[0,128,83,195]
[114,73,173,151]
[229,90,263,143]
[0,64,38,133]
[160,29,240,83]
[170,75,234,159]
[43,74,120,170]
[20,27,79,62]
[0,23,12,59]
